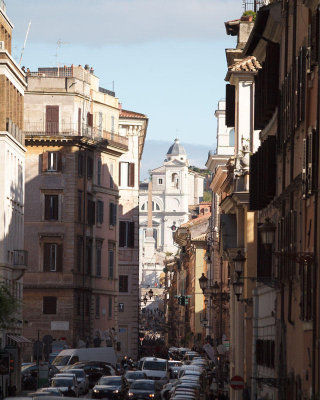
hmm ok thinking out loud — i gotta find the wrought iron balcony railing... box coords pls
[13,250,28,267]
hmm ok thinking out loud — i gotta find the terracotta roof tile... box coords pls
[120,109,148,119]
[229,56,262,73]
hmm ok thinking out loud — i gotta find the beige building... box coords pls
[23,65,128,350]
[0,1,29,395]
[117,108,148,359]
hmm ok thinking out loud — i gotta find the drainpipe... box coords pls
[82,148,87,342]
[251,287,258,400]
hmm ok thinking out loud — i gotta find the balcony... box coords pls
[13,250,28,267]
[24,122,128,149]
[6,119,24,145]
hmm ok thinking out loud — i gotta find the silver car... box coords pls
[51,375,79,397]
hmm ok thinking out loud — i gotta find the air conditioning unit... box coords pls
[0,41,5,50]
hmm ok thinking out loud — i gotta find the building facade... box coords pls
[117,108,148,359]
[0,2,28,394]
[23,65,127,350]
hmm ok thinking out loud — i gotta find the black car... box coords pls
[62,361,115,388]
[124,371,148,385]
[127,379,158,399]
[92,375,129,399]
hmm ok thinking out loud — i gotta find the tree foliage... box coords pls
[0,284,19,328]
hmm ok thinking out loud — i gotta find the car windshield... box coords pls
[131,381,154,390]
[51,378,73,387]
[98,377,121,385]
[143,361,166,371]
[169,361,182,367]
[52,355,71,366]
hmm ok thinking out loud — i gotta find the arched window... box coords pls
[229,128,235,147]
[171,173,179,188]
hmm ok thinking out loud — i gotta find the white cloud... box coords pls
[9,0,242,45]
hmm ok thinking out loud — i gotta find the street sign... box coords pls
[230,375,244,390]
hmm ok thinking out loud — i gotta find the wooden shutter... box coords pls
[119,221,126,247]
[128,222,134,248]
[129,163,135,187]
[225,84,235,127]
[108,247,114,279]
[44,196,50,220]
[87,112,93,127]
[42,152,48,172]
[88,200,96,225]
[57,152,62,172]
[87,157,93,179]
[46,106,59,134]
[56,244,63,272]
[43,243,51,271]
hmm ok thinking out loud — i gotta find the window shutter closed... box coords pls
[129,163,135,187]
[87,157,93,179]
[87,112,93,127]
[128,222,134,248]
[42,152,48,172]
[119,221,126,247]
[57,152,62,172]
[226,84,235,127]
[45,196,50,220]
[43,243,51,271]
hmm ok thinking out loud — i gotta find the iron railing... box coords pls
[13,250,28,267]
[24,122,128,147]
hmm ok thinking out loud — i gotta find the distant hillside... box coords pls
[140,139,214,180]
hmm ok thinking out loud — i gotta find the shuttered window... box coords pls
[108,243,115,279]
[78,152,84,177]
[87,112,93,127]
[43,296,57,315]
[44,195,59,220]
[86,239,92,275]
[96,241,102,277]
[46,105,59,134]
[42,152,61,172]
[87,200,96,226]
[87,156,93,179]
[97,158,102,185]
[119,162,135,187]
[129,163,135,187]
[96,200,104,225]
[43,243,63,272]
[119,221,135,248]
[119,275,128,292]
[77,236,83,272]
[225,84,235,127]
[109,203,117,227]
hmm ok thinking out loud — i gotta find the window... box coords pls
[158,178,163,184]
[108,243,115,279]
[97,158,102,185]
[119,275,128,292]
[87,112,93,127]
[119,221,134,248]
[108,297,112,318]
[109,203,117,227]
[43,296,57,315]
[96,200,104,225]
[78,152,84,177]
[87,199,96,226]
[141,202,160,212]
[119,162,135,187]
[171,173,179,188]
[87,157,93,179]
[77,237,83,272]
[46,105,59,134]
[42,152,61,172]
[256,339,275,369]
[111,116,115,133]
[95,295,100,317]
[78,191,82,221]
[43,243,62,272]
[86,239,92,275]
[44,194,59,220]
[96,241,102,277]
[141,203,146,211]
[98,112,103,136]
[301,262,313,321]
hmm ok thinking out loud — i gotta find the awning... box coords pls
[7,334,31,344]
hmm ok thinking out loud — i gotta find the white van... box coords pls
[141,357,169,381]
[52,348,117,370]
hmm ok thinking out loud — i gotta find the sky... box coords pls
[7,0,242,150]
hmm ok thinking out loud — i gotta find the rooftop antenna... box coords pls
[55,39,68,76]
[19,21,31,66]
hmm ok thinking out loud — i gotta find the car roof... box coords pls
[142,357,167,362]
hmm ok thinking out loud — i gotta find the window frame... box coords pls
[119,275,129,293]
[44,194,59,221]
[43,296,57,315]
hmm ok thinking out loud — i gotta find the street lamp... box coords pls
[199,273,208,293]
[233,250,246,276]
[148,288,154,299]
[259,217,276,247]
[232,279,244,301]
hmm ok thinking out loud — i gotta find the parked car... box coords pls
[92,375,129,399]
[50,375,79,397]
[127,379,159,399]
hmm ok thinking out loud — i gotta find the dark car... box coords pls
[62,361,115,388]
[92,375,129,399]
[127,379,158,399]
[124,371,148,385]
